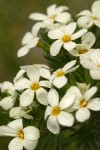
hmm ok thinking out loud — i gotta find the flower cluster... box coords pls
[0,1,100,150]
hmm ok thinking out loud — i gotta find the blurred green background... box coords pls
[0,0,95,149]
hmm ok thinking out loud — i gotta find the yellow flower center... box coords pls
[62,35,71,43]
[79,49,88,54]
[97,64,100,68]
[91,16,97,20]
[30,83,40,91]
[56,70,64,77]
[52,106,61,116]
[17,130,24,139]
[80,99,88,108]
[49,15,57,20]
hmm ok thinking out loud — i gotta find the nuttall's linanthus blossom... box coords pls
[0,119,40,150]
[69,32,96,57]
[29,4,71,28]
[77,1,100,28]
[66,85,100,122]
[0,81,17,110]
[21,64,51,80]
[80,49,100,80]
[45,89,75,134]
[10,106,33,120]
[48,22,87,56]
[14,64,51,83]
[17,22,42,57]
[15,65,51,106]
[50,60,79,89]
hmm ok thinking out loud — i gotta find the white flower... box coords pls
[48,22,87,56]
[10,106,33,120]
[77,1,100,28]
[80,49,100,80]
[0,81,17,110]
[69,32,95,57]
[21,64,51,80]
[50,60,79,88]
[67,85,100,122]
[45,89,75,134]
[15,66,51,106]
[0,119,40,150]
[17,22,42,57]
[29,4,71,28]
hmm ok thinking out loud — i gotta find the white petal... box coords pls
[88,98,100,111]
[23,65,40,82]
[0,96,15,110]
[80,59,95,69]
[47,4,56,15]
[75,108,90,122]
[8,138,23,150]
[1,81,15,95]
[55,12,71,24]
[8,119,23,131]
[27,37,39,49]
[90,49,100,64]
[69,49,80,57]
[94,20,100,28]
[17,45,30,57]
[48,29,63,39]
[58,111,74,127]
[44,106,52,120]
[32,22,42,37]
[14,70,25,83]
[47,116,60,134]
[20,89,34,107]
[53,76,67,89]
[36,88,48,105]
[47,89,59,107]
[72,29,87,40]
[64,42,76,51]
[55,6,69,14]
[81,32,96,49]
[39,67,51,80]
[64,22,76,35]
[67,86,82,99]
[14,78,31,91]
[92,1,100,16]
[77,10,92,16]
[59,94,75,109]
[90,69,100,80]
[21,32,33,45]
[29,13,47,20]
[50,40,63,56]
[62,60,77,72]
[84,86,97,101]
[24,126,40,140]
[66,65,79,74]
[9,107,23,119]
[77,16,93,29]
[39,80,51,88]
[23,139,38,150]
[0,126,16,137]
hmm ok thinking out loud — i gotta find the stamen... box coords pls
[49,15,56,20]
[17,130,24,139]
[97,64,100,68]
[30,83,40,91]
[62,35,71,43]
[91,16,97,20]
[56,70,64,77]
[80,99,87,107]
[52,106,61,116]
[79,49,88,54]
